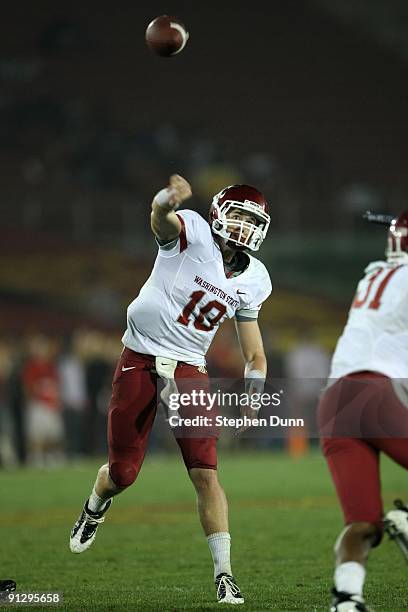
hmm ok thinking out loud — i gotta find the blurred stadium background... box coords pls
[0,1,407,610]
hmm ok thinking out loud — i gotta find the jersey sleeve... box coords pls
[395,265,408,322]
[235,261,272,321]
[156,210,208,257]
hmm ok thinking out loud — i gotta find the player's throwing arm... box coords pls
[151,174,192,241]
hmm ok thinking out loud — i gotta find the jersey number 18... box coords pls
[177,291,226,332]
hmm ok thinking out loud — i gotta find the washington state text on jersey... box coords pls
[194,276,240,308]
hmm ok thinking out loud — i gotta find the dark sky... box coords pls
[1,0,408,191]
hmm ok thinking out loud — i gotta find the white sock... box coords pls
[88,486,110,513]
[334,562,366,596]
[207,532,232,578]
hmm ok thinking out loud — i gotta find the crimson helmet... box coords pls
[386,210,408,263]
[209,184,270,252]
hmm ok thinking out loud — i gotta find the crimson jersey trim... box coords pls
[176,214,188,253]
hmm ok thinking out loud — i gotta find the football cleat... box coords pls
[0,580,16,592]
[69,498,112,553]
[384,499,408,561]
[215,573,244,605]
[330,589,371,611]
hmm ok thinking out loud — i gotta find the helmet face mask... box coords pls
[209,185,270,252]
[385,212,408,264]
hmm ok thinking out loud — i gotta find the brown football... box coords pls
[145,15,189,57]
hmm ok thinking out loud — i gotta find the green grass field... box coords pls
[0,451,406,611]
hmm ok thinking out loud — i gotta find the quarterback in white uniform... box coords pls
[123,203,271,365]
[318,211,408,612]
[70,175,272,605]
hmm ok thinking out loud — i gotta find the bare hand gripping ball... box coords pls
[145,15,189,57]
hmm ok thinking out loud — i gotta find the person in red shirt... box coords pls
[22,335,63,467]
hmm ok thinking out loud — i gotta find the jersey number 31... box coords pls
[352,265,401,310]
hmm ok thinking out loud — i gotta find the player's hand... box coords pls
[168,174,192,206]
[236,404,260,435]
[153,174,192,211]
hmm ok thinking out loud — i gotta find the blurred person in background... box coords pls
[79,331,114,457]
[6,342,27,466]
[318,212,408,612]
[257,327,285,451]
[284,328,330,456]
[284,327,330,381]
[22,335,64,467]
[69,174,272,605]
[0,340,16,467]
[0,343,18,589]
[58,333,87,460]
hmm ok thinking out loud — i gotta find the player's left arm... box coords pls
[235,319,267,431]
[235,319,267,382]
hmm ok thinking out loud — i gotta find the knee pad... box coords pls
[109,461,137,488]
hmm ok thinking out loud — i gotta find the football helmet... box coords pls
[386,210,408,264]
[209,184,270,252]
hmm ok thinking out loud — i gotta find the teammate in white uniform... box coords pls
[318,211,408,612]
[329,262,408,383]
[70,175,272,605]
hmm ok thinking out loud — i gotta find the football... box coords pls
[145,15,189,57]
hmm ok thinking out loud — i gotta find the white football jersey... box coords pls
[122,210,272,365]
[329,261,408,380]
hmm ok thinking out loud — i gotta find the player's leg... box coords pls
[189,466,228,535]
[87,462,122,510]
[174,365,243,604]
[318,377,388,610]
[70,349,157,553]
[180,443,243,604]
[321,436,381,611]
[368,379,408,560]
[188,465,232,582]
[372,438,408,560]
